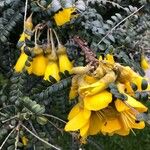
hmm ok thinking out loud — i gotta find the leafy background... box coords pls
[0,0,150,149]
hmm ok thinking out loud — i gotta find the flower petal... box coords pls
[14,52,28,72]
[80,122,89,137]
[68,103,80,120]
[65,108,91,131]
[84,91,112,111]
[88,112,103,135]
[101,117,121,134]
[32,55,48,76]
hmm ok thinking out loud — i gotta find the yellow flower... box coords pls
[32,54,48,76]
[44,61,60,81]
[114,99,147,135]
[14,52,28,72]
[54,8,76,26]
[65,103,103,138]
[57,45,73,73]
[83,90,112,111]
[65,104,123,138]
[141,55,149,70]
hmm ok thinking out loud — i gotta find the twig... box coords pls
[28,121,38,135]
[24,0,28,31]
[97,5,144,45]
[0,127,16,150]
[43,114,66,123]
[21,124,61,150]
[73,36,99,69]
[47,120,63,133]
[15,134,19,150]
[2,115,18,124]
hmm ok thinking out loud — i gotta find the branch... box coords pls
[21,124,61,150]
[97,5,144,45]
[0,127,16,150]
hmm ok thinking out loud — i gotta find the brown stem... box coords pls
[73,36,99,69]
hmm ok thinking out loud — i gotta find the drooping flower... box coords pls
[32,54,48,76]
[54,8,76,26]
[44,29,60,81]
[57,45,73,73]
[14,52,28,72]
[53,29,73,73]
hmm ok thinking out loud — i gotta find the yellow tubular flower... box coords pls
[32,54,48,76]
[44,60,60,81]
[141,55,149,70]
[14,52,28,72]
[79,70,117,96]
[54,8,76,26]
[57,44,73,73]
[83,90,112,111]
[44,29,60,81]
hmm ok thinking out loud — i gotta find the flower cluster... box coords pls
[14,15,72,81]
[65,54,150,141]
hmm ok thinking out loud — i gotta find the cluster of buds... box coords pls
[65,52,150,142]
[14,14,73,81]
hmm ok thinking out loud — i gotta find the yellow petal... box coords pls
[101,118,121,134]
[68,103,81,120]
[80,122,89,137]
[115,128,130,136]
[26,62,32,75]
[84,91,112,111]
[99,55,103,61]
[69,76,78,100]
[44,61,60,81]
[54,8,76,26]
[14,52,28,72]
[126,95,147,112]
[88,112,103,135]
[141,55,149,70]
[84,75,98,84]
[115,99,130,112]
[79,71,116,96]
[32,55,48,76]
[131,121,145,129]
[59,54,73,73]
[65,108,91,131]
[104,54,115,64]
[69,87,78,100]
[115,97,147,113]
